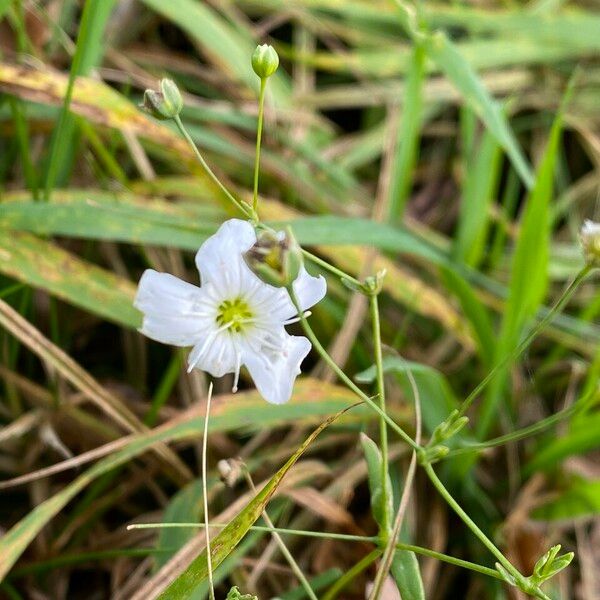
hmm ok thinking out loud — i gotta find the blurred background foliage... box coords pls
[0,0,599,598]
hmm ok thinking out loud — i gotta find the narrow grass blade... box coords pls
[388,42,425,222]
[0,384,363,580]
[0,231,140,328]
[43,0,117,198]
[477,85,570,437]
[157,405,357,599]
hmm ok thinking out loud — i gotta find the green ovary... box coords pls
[216,297,253,332]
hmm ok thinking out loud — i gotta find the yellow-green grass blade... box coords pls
[0,63,195,167]
[0,382,365,581]
[0,231,140,328]
[157,405,355,599]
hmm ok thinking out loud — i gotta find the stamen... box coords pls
[187,322,233,373]
[283,311,311,325]
[232,343,242,393]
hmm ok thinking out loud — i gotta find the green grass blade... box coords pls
[43,0,117,199]
[420,30,533,189]
[454,111,503,267]
[157,406,354,599]
[477,90,570,437]
[0,383,363,580]
[0,231,140,328]
[388,42,425,222]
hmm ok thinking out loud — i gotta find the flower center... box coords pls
[216,297,253,333]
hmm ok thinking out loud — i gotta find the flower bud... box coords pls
[226,586,258,600]
[244,227,302,288]
[251,44,279,79]
[531,544,574,584]
[580,220,600,266]
[218,458,244,487]
[141,78,183,120]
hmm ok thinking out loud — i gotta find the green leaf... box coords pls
[359,433,393,535]
[226,587,258,600]
[390,551,425,600]
[454,110,503,267]
[388,42,425,221]
[158,406,354,599]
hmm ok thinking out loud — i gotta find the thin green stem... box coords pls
[252,77,267,215]
[287,288,420,452]
[323,550,381,600]
[202,383,216,600]
[370,365,423,600]
[173,115,255,221]
[301,249,362,287]
[129,523,502,581]
[369,293,390,536]
[448,386,598,457]
[243,470,318,600]
[456,265,592,418]
[423,462,552,597]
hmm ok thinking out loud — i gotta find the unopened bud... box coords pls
[251,44,279,79]
[244,227,302,288]
[141,78,182,120]
[532,545,574,584]
[581,220,600,267]
[226,586,258,600]
[218,458,244,487]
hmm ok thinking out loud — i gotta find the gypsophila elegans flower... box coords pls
[580,220,600,266]
[134,219,326,404]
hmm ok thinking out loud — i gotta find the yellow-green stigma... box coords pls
[216,297,253,333]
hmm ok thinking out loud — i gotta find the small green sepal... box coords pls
[531,545,574,585]
[226,586,258,600]
[244,227,303,288]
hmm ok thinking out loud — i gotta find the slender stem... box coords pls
[243,470,318,600]
[456,265,591,418]
[369,294,390,536]
[301,249,362,288]
[287,288,420,451]
[202,383,215,600]
[323,550,381,600]
[252,78,267,215]
[370,366,423,600]
[447,386,598,457]
[128,523,501,580]
[423,462,529,589]
[173,115,255,221]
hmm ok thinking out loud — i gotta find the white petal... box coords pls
[293,266,327,312]
[195,219,256,295]
[267,266,327,322]
[243,334,311,404]
[134,270,209,346]
[188,330,238,377]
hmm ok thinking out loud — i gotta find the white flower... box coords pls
[581,220,600,266]
[134,219,326,404]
